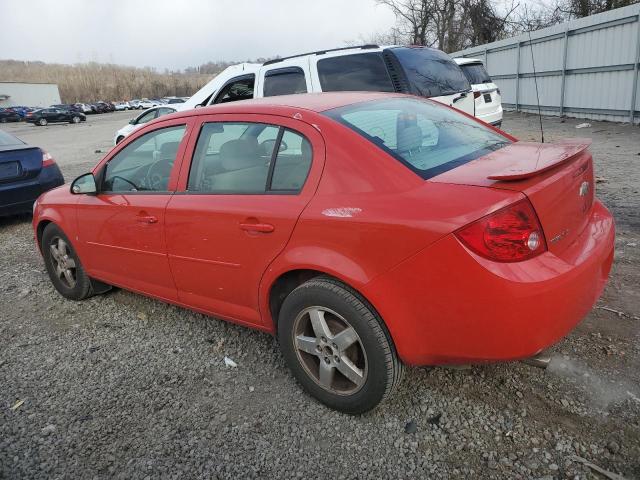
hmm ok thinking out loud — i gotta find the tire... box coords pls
[71,116,81,124]
[0,117,6,123]
[278,276,403,414]
[38,118,47,126]
[41,223,92,301]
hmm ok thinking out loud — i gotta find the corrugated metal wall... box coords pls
[450,4,640,124]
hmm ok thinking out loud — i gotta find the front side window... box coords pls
[459,63,492,85]
[263,67,307,97]
[324,97,508,179]
[102,125,186,192]
[389,47,471,97]
[188,122,312,194]
[213,75,255,104]
[157,107,176,117]
[317,53,394,92]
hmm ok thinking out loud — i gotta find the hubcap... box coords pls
[293,306,367,395]
[49,237,77,288]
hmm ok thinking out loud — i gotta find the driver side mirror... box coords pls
[71,172,97,195]
[128,118,136,125]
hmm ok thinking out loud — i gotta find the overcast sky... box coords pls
[0,0,398,70]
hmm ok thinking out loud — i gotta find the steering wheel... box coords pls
[111,175,140,191]
[144,159,173,191]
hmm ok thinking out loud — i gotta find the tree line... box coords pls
[371,0,639,52]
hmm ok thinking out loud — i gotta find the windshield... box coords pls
[0,130,24,147]
[389,47,471,97]
[459,63,492,84]
[323,97,509,180]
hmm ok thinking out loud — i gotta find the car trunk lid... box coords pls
[431,139,595,255]
[0,145,43,183]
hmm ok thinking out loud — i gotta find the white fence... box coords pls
[451,4,640,124]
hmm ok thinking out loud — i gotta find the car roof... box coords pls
[170,92,406,119]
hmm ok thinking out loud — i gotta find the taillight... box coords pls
[42,151,56,167]
[473,91,481,99]
[455,199,547,262]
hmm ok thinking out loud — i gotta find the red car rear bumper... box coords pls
[364,200,615,366]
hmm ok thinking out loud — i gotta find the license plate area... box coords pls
[483,93,492,103]
[0,161,21,181]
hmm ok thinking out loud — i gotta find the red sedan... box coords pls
[33,92,614,413]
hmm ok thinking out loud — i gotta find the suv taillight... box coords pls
[455,199,547,262]
[42,151,56,167]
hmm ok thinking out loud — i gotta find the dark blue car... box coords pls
[0,130,64,216]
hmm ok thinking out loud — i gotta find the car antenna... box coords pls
[525,5,545,143]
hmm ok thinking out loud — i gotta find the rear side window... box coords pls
[324,97,508,180]
[213,75,255,104]
[188,122,312,194]
[459,63,492,85]
[317,53,394,92]
[263,67,308,97]
[389,47,470,97]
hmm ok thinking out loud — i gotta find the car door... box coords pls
[75,118,193,301]
[165,114,324,326]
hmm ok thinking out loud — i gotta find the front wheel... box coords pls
[278,276,403,414]
[41,223,92,300]
[38,118,47,126]
[71,116,81,124]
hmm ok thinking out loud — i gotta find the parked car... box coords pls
[51,104,83,113]
[454,57,503,127]
[0,108,22,123]
[25,108,86,126]
[115,102,131,111]
[113,106,177,144]
[129,100,142,109]
[165,97,185,104]
[74,103,94,114]
[33,92,614,413]
[6,106,32,118]
[138,99,162,109]
[0,130,64,216]
[182,44,475,117]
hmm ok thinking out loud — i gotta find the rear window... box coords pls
[317,53,394,92]
[389,47,470,97]
[324,97,509,180]
[263,67,308,97]
[459,62,492,85]
[0,130,23,147]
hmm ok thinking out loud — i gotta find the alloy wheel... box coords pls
[49,237,77,288]
[292,306,368,395]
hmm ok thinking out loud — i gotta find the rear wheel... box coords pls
[71,116,81,124]
[38,118,47,126]
[0,117,6,123]
[42,223,92,301]
[278,276,403,414]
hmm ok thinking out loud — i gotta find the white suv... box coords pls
[182,45,476,117]
[454,58,503,127]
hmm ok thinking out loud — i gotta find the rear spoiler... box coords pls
[488,139,592,181]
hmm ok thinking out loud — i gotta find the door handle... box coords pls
[136,215,158,224]
[239,222,275,233]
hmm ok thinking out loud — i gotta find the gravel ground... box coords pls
[1,111,639,479]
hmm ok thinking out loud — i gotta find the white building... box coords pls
[0,82,61,108]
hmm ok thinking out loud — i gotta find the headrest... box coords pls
[219,138,261,171]
[397,125,423,154]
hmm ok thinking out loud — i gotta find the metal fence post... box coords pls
[630,15,640,124]
[516,43,521,112]
[560,24,570,117]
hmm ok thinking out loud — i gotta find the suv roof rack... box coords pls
[263,44,380,66]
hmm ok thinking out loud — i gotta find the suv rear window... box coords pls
[263,67,308,97]
[459,62,492,85]
[317,53,394,92]
[324,97,508,179]
[389,47,470,97]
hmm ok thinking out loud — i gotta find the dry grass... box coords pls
[0,60,217,103]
